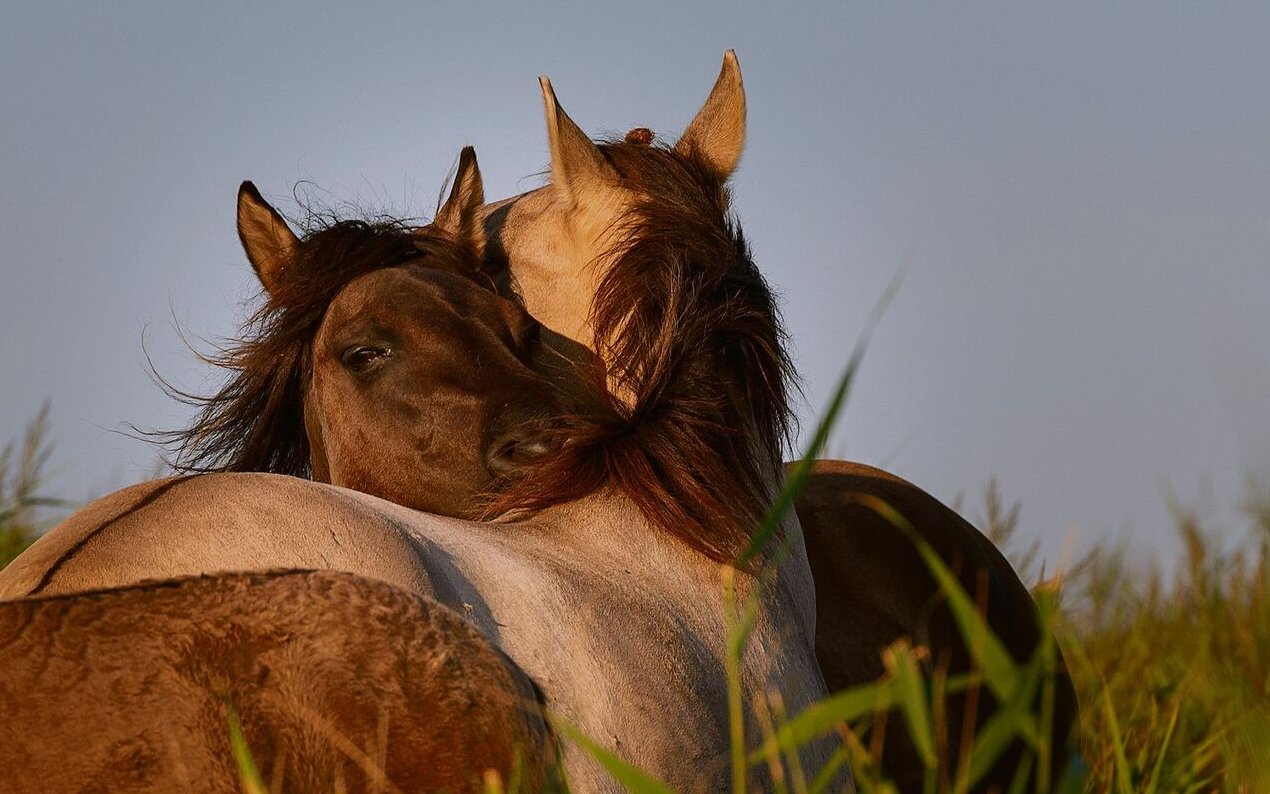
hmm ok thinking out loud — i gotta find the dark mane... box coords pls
[161,219,483,477]
[597,140,796,459]
[493,139,798,563]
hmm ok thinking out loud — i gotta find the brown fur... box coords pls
[489,141,795,563]
[161,222,487,478]
[796,460,1078,793]
[154,200,589,521]
[0,570,556,793]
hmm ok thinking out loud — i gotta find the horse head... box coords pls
[485,51,746,356]
[181,147,568,519]
[483,52,797,563]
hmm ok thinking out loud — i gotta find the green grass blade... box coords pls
[550,717,674,794]
[850,494,1021,705]
[962,656,1043,788]
[1004,748,1035,794]
[807,745,852,794]
[723,568,757,794]
[748,683,892,764]
[226,706,268,794]
[1099,687,1135,794]
[1142,702,1180,794]
[883,640,937,769]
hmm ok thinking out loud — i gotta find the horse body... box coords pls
[0,473,828,791]
[796,461,1078,789]
[4,134,840,788]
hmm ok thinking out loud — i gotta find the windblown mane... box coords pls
[161,220,484,476]
[491,138,798,563]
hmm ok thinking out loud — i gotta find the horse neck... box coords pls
[558,479,816,654]
[572,487,825,727]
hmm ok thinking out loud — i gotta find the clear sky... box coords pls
[2,2,1268,566]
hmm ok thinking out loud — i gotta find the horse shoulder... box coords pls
[480,494,837,790]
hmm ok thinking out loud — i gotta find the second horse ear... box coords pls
[674,50,746,181]
[540,76,616,209]
[432,146,486,257]
[237,182,299,294]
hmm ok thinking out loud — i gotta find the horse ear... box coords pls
[674,50,747,180]
[431,146,486,257]
[540,76,615,207]
[237,182,299,294]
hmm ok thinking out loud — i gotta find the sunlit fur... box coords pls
[167,152,794,560]
[481,53,1075,790]
[0,148,837,791]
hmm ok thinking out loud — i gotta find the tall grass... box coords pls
[0,403,66,568]
[567,485,1269,793]
[1061,489,1270,792]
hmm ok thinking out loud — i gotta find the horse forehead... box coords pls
[483,184,630,259]
[318,268,446,330]
[324,268,521,349]
[331,266,452,309]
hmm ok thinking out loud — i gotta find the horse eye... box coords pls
[342,345,392,372]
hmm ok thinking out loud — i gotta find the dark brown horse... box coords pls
[165,147,569,520]
[0,570,556,793]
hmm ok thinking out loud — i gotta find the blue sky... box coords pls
[2,2,1268,565]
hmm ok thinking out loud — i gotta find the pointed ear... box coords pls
[675,50,747,180]
[237,182,299,294]
[431,146,486,257]
[541,76,615,207]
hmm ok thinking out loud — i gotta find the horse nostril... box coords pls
[487,435,557,475]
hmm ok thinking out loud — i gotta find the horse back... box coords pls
[0,473,437,600]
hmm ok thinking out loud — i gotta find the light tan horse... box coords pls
[478,51,1076,790]
[0,149,836,791]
